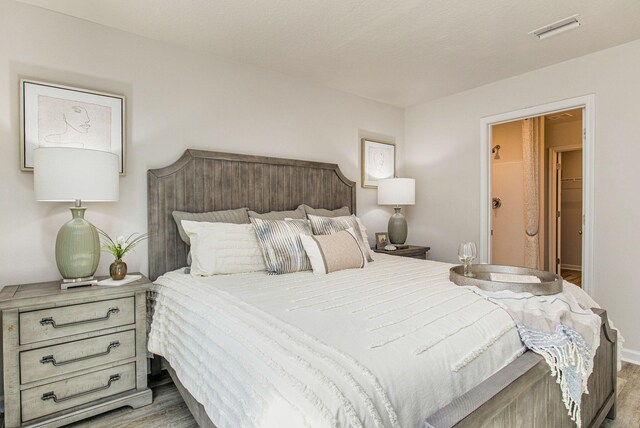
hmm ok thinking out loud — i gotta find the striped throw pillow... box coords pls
[307,214,373,262]
[251,218,313,274]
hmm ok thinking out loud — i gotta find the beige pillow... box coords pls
[307,214,374,262]
[302,205,351,218]
[248,205,306,220]
[300,228,367,274]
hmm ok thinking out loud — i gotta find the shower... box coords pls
[492,145,501,160]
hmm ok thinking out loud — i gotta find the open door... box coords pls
[549,149,560,274]
[549,146,584,282]
[556,152,562,274]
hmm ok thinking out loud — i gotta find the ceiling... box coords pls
[17,0,640,107]
[545,108,582,124]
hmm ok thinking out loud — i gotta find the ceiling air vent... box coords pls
[529,15,580,40]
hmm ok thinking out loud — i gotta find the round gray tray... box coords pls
[450,264,563,295]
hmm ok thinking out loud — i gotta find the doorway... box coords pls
[483,102,588,289]
[491,109,582,278]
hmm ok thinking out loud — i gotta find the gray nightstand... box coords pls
[372,245,431,260]
[0,275,153,427]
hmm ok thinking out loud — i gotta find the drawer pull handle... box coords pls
[41,374,121,403]
[40,341,121,366]
[40,307,120,328]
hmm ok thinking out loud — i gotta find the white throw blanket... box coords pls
[469,282,602,427]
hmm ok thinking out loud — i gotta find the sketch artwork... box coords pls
[21,80,125,174]
[361,139,395,188]
[368,146,391,177]
[39,96,112,150]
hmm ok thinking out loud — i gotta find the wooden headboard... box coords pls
[147,149,356,280]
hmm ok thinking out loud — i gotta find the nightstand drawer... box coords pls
[20,362,136,422]
[20,330,136,384]
[19,297,135,345]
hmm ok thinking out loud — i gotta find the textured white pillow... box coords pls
[181,220,266,276]
[353,217,376,258]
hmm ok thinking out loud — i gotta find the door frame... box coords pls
[549,144,582,275]
[479,95,595,295]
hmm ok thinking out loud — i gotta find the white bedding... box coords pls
[148,254,525,428]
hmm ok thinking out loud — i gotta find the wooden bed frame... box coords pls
[147,149,617,428]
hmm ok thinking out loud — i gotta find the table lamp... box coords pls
[377,178,415,245]
[34,148,119,288]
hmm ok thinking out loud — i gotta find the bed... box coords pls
[147,149,617,428]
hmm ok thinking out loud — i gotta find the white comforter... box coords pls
[148,254,525,428]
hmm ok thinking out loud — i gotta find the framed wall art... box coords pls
[361,138,395,188]
[20,79,126,174]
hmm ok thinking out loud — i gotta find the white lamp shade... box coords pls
[34,148,119,202]
[377,178,415,205]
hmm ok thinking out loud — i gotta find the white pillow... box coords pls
[181,220,266,276]
[353,217,376,258]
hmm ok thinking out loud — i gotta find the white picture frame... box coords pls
[20,79,126,174]
[361,138,396,188]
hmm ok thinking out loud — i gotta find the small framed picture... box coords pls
[20,79,126,174]
[361,138,396,188]
[375,232,389,250]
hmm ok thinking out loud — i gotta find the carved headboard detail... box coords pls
[147,149,356,280]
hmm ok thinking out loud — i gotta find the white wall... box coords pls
[405,39,640,354]
[0,0,404,286]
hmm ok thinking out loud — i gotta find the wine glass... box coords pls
[468,242,477,264]
[458,242,477,277]
[458,243,471,277]
[458,243,469,263]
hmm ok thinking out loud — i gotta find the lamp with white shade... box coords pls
[34,148,119,288]
[377,178,415,245]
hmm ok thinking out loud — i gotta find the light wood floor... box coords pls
[562,269,582,287]
[60,362,640,427]
[604,362,640,427]
[68,377,198,428]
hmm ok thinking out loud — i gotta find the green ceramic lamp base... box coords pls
[55,205,101,284]
[388,206,408,245]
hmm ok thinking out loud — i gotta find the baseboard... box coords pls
[560,264,582,272]
[621,348,640,365]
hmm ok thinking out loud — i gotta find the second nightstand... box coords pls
[0,275,153,428]
[372,245,430,260]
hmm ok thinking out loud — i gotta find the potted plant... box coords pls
[98,230,148,280]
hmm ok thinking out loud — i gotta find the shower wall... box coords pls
[491,121,526,266]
